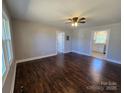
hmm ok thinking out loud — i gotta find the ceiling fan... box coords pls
[67,17,86,27]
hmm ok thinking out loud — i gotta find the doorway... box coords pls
[91,30,109,59]
[56,31,65,53]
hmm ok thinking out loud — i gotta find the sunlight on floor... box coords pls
[92,51,106,59]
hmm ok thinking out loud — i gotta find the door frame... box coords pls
[89,29,110,59]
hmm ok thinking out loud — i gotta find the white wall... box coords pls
[64,31,72,53]
[13,20,72,61]
[13,19,120,64]
[72,23,121,63]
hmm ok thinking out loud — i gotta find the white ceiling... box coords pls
[6,0,121,30]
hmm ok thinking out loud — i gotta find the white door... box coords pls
[57,32,65,53]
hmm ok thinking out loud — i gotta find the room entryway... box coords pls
[91,30,109,59]
[56,31,65,53]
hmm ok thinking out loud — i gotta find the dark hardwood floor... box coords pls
[14,52,121,93]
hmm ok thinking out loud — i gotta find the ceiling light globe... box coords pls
[72,23,74,26]
[75,22,78,27]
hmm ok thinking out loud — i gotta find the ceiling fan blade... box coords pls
[79,21,86,23]
[65,21,72,24]
[68,18,72,21]
[79,17,86,21]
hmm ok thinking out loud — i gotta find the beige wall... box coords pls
[72,23,121,63]
[13,20,72,61]
[2,2,16,93]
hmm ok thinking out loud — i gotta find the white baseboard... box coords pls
[105,59,121,64]
[72,50,90,56]
[16,51,121,64]
[16,53,57,63]
[16,51,73,63]
[64,51,72,53]
[72,50,121,64]
[10,63,16,93]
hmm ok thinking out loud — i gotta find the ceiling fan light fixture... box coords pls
[71,22,78,27]
[75,22,78,27]
[67,17,86,27]
[71,23,74,26]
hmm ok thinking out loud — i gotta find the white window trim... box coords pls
[2,11,13,87]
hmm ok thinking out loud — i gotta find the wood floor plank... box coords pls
[14,52,121,93]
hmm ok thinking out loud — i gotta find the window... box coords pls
[2,12,13,80]
[94,31,107,44]
[2,48,6,75]
[3,18,12,63]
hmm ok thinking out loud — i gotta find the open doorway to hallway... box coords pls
[91,30,109,59]
[56,31,65,53]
